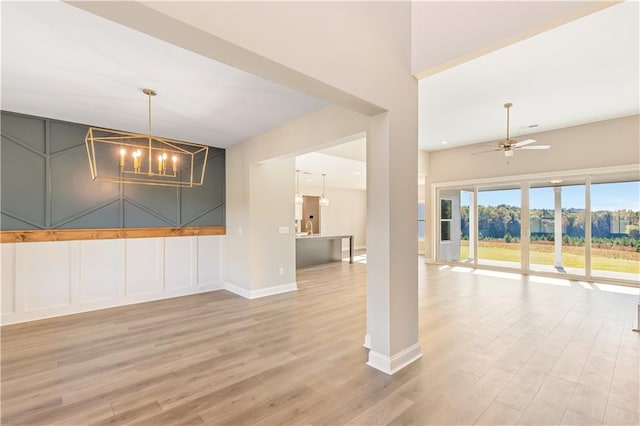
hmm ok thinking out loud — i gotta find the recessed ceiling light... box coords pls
[441,140,448,144]
[550,179,562,184]
[354,172,360,175]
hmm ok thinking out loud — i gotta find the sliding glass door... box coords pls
[477,186,521,269]
[529,182,585,275]
[590,180,640,281]
[434,171,638,284]
[437,190,459,262]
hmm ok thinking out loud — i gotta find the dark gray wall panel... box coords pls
[1,111,225,231]
[184,206,225,227]
[51,144,120,227]
[60,202,121,229]
[1,137,46,228]
[50,121,86,154]
[0,113,45,153]
[1,213,38,230]
[124,184,178,226]
[181,152,225,225]
[123,201,175,228]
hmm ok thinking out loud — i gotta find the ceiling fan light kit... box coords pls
[473,102,551,157]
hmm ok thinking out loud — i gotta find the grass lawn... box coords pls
[459,240,639,274]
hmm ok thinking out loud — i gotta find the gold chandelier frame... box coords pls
[85,89,209,187]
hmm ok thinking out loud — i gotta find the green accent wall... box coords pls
[1,111,225,230]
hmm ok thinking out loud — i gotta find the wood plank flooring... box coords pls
[1,259,639,425]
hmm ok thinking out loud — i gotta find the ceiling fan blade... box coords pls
[472,148,501,156]
[513,138,536,147]
[518,145,550,150]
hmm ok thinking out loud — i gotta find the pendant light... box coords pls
[85,88,209,187]
[295,170,303,204]
[319,173,329,206]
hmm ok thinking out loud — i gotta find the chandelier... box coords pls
[85,89,209,187]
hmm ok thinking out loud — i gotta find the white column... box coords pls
[468,191,476,260]
[366,112,421,375]
[554,186,563,268]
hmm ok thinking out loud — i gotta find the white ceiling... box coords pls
[419,2,639,151]
[295,144,367,191]
[316,138,366,163]
[0,1,327,148]
[3,1,637,177]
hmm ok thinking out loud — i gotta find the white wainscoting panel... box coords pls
[125,238,163,296]
[1,236,224,325]
[164,237,194,290]
[1,243,16,314]
[79,239,123,303]
[18,241,71,311]
[198,235,221,287]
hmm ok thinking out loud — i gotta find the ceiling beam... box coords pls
[66,1,384,117]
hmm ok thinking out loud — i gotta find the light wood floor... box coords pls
[1,259,639,425]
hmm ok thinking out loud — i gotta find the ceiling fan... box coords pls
[475,102,550,157]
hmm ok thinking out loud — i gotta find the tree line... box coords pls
[460,204,640,247]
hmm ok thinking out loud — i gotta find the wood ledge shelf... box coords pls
[0,226,226,243]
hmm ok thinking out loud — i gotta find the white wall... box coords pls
[428,115,639,184]
[223,105,369,297]
[1,236,222,325]
[299,184,367,249]
[249,158,296,292]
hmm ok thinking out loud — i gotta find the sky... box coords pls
[460,181,640,211]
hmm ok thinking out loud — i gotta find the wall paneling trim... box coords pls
[1,235,223,325]
[0,226,225,243]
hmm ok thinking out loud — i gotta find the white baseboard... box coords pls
[249,282,297,298]
[1,282,224,326]
[197,281,225,292]
[363,333,371,349]
[223,282,297,299]
[1,280,298,325]
[223,282,252,299]
[367,342,422,375]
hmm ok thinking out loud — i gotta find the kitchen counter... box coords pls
[295,234,354,267]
